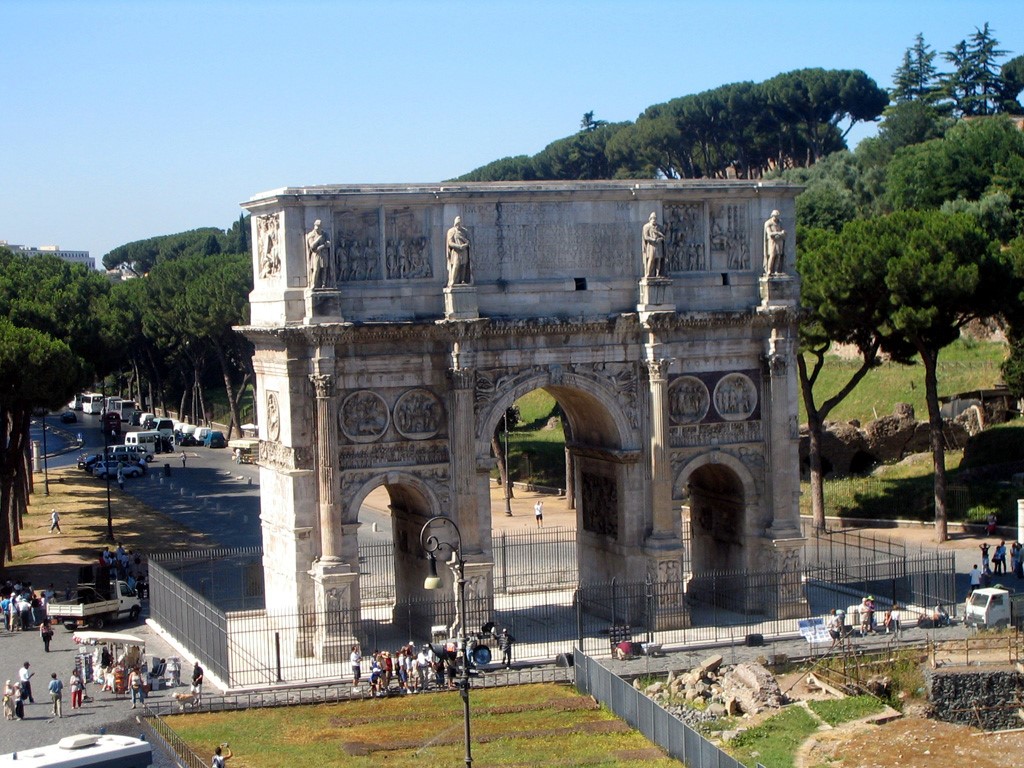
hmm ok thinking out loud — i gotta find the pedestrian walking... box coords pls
[117,464,125,492]
[190,662,204,703]
[350,645,362,690]
[3,680,14,720]
[49,509,61,533]
[180,452,187,468]
[128,666,145,709]
[48,673,63,718]
[69,669,83,710]
[19,661,34,703]
[534,500,543,528]
[969,563,983,596]
[40,618,53,652]
[12,681,24,720]
[498,628,516,669]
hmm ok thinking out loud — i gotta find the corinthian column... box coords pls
[447,364,482,552]
[309,372,340,560]
[644,357,675,541]
[308,369,358,661]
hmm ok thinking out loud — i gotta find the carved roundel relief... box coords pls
[266,391,281,441]
[668,376,710,425]
[393,388,444,440]
[339,390,390,443]
[712,373,758,421]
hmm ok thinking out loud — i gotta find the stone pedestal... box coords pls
[444,285,479,320]
[304,289,345,323]
[644,540,691,630]
[637,277,674,320]
[310,558,359,663]
[770,538,808,620]
[759,274,798,308]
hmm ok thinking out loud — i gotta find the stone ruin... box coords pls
[799,402,984,477]
[637,654,785,729]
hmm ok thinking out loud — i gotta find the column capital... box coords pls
[643,358,672,382]
[448,367,476,391]
[309,373,334,398]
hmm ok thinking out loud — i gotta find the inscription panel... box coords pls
[456,201,636,279]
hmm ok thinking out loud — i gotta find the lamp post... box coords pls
[420,515,472,768]
[102,382,114,542]
[41,415,50,496]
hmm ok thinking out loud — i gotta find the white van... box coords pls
[153,418,175,442]
[125,430,162,455]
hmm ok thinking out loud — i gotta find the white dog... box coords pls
[171,691,200,710]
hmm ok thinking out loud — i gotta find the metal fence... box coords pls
[149,546,954,688]
[800,521,908,567]
[492,526,578,592]
[823,478,970,521]
[148,554,230,684]
[574,648,748,768]
[358,526,578,602]
[359,524,933,603]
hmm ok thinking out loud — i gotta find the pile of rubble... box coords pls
[636,654,786,727]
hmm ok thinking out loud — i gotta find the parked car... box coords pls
[92,462,144,480]
[77,452,105,472]
[60,410,78,424]
[175,431,200,447]
[204,430,227,448]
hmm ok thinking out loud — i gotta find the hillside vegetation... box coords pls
[800,338,1007,424]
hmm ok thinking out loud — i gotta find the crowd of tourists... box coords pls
[349,628,515,697]
[1,580,56,632]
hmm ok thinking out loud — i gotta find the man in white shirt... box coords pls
[18,662,34,703]
[969,564,983,595]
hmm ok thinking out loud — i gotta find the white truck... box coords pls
[48,580,142,630]
[964,587,1024,628]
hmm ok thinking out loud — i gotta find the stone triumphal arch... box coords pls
[240,181,804,661]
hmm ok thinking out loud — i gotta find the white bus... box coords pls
[81,394,105,414]
[3,732,152,767]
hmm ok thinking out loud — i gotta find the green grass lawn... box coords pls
[801,338,1006,425]
[726,696,885,768]
[167,683,682,768]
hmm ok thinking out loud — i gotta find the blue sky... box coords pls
[2,0,1022,263]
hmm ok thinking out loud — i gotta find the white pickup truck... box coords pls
[48,580,142,630]
[965,586,1024,628]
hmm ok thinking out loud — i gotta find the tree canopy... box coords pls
[457,68,887,182]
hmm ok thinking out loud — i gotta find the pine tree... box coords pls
[892,33,939,103]
[941,24,1009,116]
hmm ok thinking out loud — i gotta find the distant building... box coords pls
[0,240,95,270]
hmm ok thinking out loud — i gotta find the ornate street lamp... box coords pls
[420,515,473,768]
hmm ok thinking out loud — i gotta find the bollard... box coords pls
[180,487,186,497]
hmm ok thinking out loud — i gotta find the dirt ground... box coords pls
[797,715,1024,768]
[5,466,212,590]
[10,469,1024,767]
